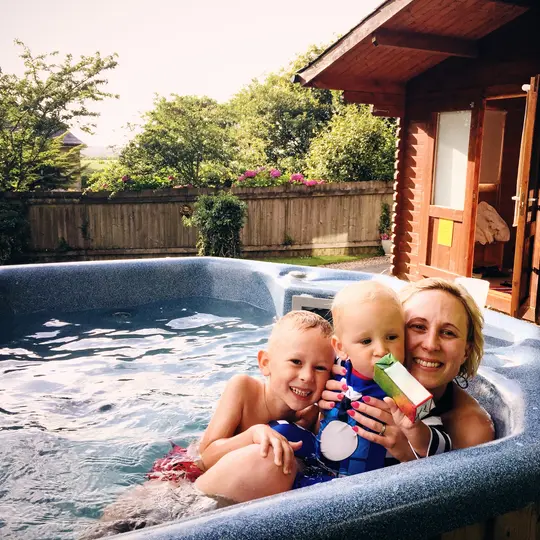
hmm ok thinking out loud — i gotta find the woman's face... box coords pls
[403,289,470,397]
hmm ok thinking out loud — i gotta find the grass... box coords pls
[256,253,378,267]
[81,157,118,175]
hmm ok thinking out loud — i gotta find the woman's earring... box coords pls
[454,374,469,389]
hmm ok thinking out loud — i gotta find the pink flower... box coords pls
[245,170,257,178]
[270,169,281,178]
[305,180,317,186]
[237,174,246,182]
[168,175,175,181]
[380,233,390,240]
[290,173,304,182]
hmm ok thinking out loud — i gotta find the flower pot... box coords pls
[381,239,392,255]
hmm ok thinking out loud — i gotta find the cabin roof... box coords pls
[52,130,84,146]
[295,0,530,98]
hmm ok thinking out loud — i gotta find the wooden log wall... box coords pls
[7,181,392,262]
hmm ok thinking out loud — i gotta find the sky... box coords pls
[2,0,383,150]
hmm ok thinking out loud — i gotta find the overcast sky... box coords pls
[2,0,383,149]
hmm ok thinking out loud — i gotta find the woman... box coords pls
[319,277,495,462]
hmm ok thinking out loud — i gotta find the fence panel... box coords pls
[9,181,392,261]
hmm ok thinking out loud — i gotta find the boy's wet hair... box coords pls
[331,281,403,334]
[273,310,333,338]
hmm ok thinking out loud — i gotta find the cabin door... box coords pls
[417,107,481,279]
[511,75,540,320]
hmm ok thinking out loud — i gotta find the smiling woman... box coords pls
[335,277,494,461]
[398,278,493,450]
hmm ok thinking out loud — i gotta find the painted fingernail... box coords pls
[352,426,359,433]
[351,401,360,409]
[341,368,347,375]
[341,383,348,391]
[337,393,344,400]
[347,410,355,417]
[362,396,371,403]
[328,402,335,408]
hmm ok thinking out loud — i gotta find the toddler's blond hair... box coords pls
[331,281,403,335]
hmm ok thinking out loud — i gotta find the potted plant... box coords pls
[378,202,392,255]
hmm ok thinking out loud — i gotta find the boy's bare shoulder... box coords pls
[226,374,263,395]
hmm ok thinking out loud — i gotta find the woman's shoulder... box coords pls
[442,384,495,449]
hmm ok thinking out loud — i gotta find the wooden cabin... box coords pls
[296,0,540,322]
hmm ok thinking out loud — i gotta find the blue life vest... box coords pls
[316,358,387,476]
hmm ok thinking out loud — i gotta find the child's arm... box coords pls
[198,375,253,470]
[199,375,300,473]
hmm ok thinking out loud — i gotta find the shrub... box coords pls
[306,105,396,182]
[183,192,247,258]
[233,167,284,188]
[378,202,392,237]
[0,200,30,264]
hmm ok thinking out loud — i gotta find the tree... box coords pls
[230,43,338,175]
[0,41,118,191]
[306,105,396,182]
[117,95,236,187]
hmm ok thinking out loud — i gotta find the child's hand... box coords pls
[383,397,416,431]
[249,424,302,475]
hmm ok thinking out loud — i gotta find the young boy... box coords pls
[193,309,335,500]
[81,311,335,538]
[316,280,405,475]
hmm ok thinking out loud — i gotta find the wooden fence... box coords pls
[8,181,393,262]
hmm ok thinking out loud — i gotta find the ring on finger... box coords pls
[378,423,387,436]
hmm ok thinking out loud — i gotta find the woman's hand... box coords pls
[347,396,416,463]
[249,424,302,474]
[383,397,416,430]
[318,364,347,410]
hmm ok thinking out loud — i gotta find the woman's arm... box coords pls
[443,386,495,449]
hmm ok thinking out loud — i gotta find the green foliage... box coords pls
[229,45,338,175]
[0,200,29,264]
[306,105,396,182]
[114,95,236,188]
[378,202,392,239]
[85,160,176,194]
[0,40,118,191]
[233,167,285,188]
[183,192,247,258]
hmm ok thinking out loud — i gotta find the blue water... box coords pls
[0,298,274,539]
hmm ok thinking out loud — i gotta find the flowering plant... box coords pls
[234,167,283,187]
[233,168,328,188]
[289,173,325,187]
[380,233,390,241]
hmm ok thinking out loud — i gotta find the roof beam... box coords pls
[296,0,417,86]
[371,29,478,58]
[344,90,405,117]
[309,79,405,95]
[486,0,535,7]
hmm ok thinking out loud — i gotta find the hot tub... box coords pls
[1,257,538,539]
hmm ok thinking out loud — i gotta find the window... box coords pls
[431,110,472,210]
